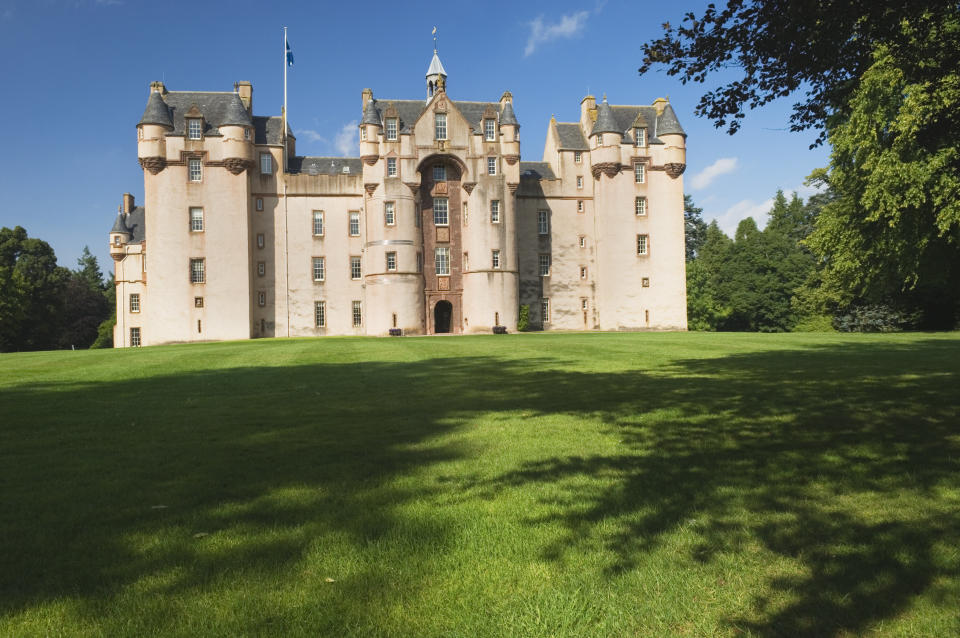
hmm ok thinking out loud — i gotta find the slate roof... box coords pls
[139,91,173,128]
[656,103,686,136]
[520,161,557,180]
[556,123,589,150]
[149,91,249,137]
[361,99,381,126]
[109,207,146,242]
[220,92,254,127]
[288,156,362,176]
[253,116,291,145]
[426,51,447,77]
[590,99,621,136]
[500,101,519,127]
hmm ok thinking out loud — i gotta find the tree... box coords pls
[58,246,112,349]
[0,227,69,352]
[639,1,959,144]
[684,195,707,261]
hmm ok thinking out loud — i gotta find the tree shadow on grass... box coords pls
[0,339,958,635]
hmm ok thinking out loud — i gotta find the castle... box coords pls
[109,50,687,346]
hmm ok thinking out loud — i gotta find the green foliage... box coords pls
[90,316,115,349]
[0,226,69,352]
[684,194,707,261]
[806,20,960,328]
[517,304,530,332]
[792,315,836,332]
[2,334,959,636]
[833,304,919,333]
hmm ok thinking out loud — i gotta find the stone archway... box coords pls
[434,300,453,334]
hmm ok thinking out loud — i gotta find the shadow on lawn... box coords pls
[0,338,958,635]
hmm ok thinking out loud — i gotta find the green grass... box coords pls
[1,332,959,637]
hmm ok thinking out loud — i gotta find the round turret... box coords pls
[137,87,172,174]
[220,92,254,174]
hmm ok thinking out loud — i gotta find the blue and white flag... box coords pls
[286,40,294,67]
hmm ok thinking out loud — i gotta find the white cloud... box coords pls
[524,11,589,57]
[334,120,358,156]
[295,129,327,144]
[690,157,739,190]
[711,198,775,236]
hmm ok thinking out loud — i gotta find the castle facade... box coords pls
[109,51,687,346]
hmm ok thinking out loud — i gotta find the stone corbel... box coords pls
[664,163,687,178]
[503,154,520,166]
[507,182,519,194]
[138,157,166,175]
[223,158,254,175]
[462,182,477,195]
[591,162,622,179]
[364,183,379,196]
[361,155,379,166]
[404,182,420,195]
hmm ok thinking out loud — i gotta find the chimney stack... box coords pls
[122,193,135,214]
[235,81,253,112]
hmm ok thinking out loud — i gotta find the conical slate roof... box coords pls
[220,92,253,127]
[590,98,620,137]
[139,90,173,128]
[361,99,381,126]
[656,103,686,136]
[426,51,447,78]
[500,101,519,127]
[111,212,131,235]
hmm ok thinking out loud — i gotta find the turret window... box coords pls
[384,201,395,226]
[492,250,501,269]
[386,252,397,271]
[490,200,500,223]
[386,118,398,141]
[634,163,645,183]
[260,153,273,175]
[187,119,202,140]
[360,126,367,141]
[576,176,583,189]
[485,119,496,141]
[435,113,447,140]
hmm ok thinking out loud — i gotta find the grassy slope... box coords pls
[1,332,959,637]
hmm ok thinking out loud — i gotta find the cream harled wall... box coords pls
[111,66,687,346]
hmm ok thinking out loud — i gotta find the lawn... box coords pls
[1,332,959,637]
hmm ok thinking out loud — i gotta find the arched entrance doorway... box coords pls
[434,300,453,334]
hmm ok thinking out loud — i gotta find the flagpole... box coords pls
[283,26,288,173]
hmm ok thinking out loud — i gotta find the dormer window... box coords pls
[634,127,646,147]
[386,118,398,141]
[187,119,203,140]
[484,119,496,141]
[435,113,447,140]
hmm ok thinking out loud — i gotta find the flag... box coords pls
[432,26,436,35]
[286,40,294,67]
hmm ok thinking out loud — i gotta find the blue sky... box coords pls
[0,0,828,272]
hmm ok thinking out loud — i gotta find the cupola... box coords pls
[426,50,447,101]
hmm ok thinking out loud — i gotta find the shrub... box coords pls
[90,317,115,349]
[517,305,530,332]
[833,305,917,333]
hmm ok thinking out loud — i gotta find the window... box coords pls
[312,256,325,281]
[190,207,203,232]
[257,291,266,307]
[634,127,646,147]
[350,256,362,280]
[244,128,250,141]
[387,157,397,177]
[113,236,121,246]
[256,198,263,211]
[574,151,582,163]
[463,252,469,271]
[635,197,647,216]
[487,157,497,175]
[538,254,550,277]
[642,277,650,287]
[576,176,583,189]
[384,201,395,226]
[187,119,202,140]
[580,266,587,279]
[581,299,588,310]
[634,163,645,183]
[577,200,584,213]
[541,299,550,323]
[190,258,205,283]
[260,153,273,175]
[130,327,141,347]
[637,234,649,255]
[537,210,549,235]
[315,300,326,327]
[194,296,204,308]
[313,210,324,236]
[482,120,496,142]
[386,118,398,140]
[416,251,423,273]
[433,164,446,181]
[490,200,500,223]
[433,197,449,226]
[349,211,360,236]
[257,233,265,248]
[188,158,202,182]
[435,113,447,140]
[360,126,366,141]
[257,261,265,277]
[352,300,363,326]
[463,202,468,225]
[492,249,501,269]
[598,134,604,146]
[579,236,586,248]
[386,252,397,271]
[129,293,140,313]
[435,246,450,275]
